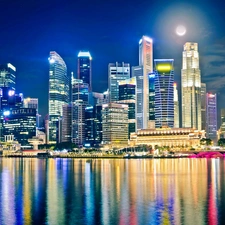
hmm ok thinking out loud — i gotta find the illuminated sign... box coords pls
[156,63,173,72]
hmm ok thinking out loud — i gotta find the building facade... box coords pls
[48,51,69,143]
[174,83,179,128]
[181,42,201,130]
[149,73,155,129]
[108,62,130,102]
[201,83,207,131]
[0,63,16,90]
[154,59,174,128]
[62,104,72,143]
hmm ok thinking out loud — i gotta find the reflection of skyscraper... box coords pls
[48,51,69,143]
[108,62,130,102]
[77,51,92,90]
[181,42,201,130]
[0,63,16,90]
[154,59,174,128]
[174,83,179,128]
[201,83,206,131]
[206,93,217,143]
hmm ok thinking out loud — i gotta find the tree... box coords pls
[200,138,212,146]
[218,138,225,147]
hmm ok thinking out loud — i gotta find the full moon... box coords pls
[175,25,186,36]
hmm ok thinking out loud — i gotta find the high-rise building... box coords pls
[108,62,130,102]
[201,83,207,131]
[206,93,217,143]
[181,42,201,130]
[48,51,69,143]
[62,104,72,143]
[24,97,39,127]
[77,51,92,90]
[149,73,155,128]
[220,109,225,138]
[72,78,89,103]
[154,59,174,128]
[118,77,136,137]
[102,103,128,147]
[174,83,179,128]
[0,63,16,90]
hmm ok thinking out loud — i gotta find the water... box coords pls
[0,158,224,225]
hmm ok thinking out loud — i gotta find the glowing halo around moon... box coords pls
[175,25,186,36]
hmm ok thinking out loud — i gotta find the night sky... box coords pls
[0,0,225,123]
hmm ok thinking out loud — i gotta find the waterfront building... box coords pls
[174,83,179,128]
[48,51,69,144]
[181,42,201,130]
[201,83,207,131]
[118,77,136,137]
[154,59,174,128]
[108,62,130,102]
[102,103,128,148]
[0,63,16,90]
[220,109,225,138]
[61,104,72,143]
[77,51,92,90]
[149,73,155,129]
[130,128,204,150]
[206,93,217,144]
[3,108,36,148]
[132,35,153,130]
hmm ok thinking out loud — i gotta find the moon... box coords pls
[175,25,186,36]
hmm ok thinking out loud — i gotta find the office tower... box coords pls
[201,83,207,131]
[3,108,36,147]
[174,83,179,128]
[72,79,89,103]
[48,51,69,143]
[154,59,174,128]
[206,93,217,143]
[102,103,128,147]
[62,104,72,143]
[24,97,39,127]
[132,36,153,130]
[108,62,130,102]
[220,109,225,138]
[90,91,109,105]
[118,77,136,137]
[0,63,16,90]
[149,73,155,128]
[77,51,92,90]
[181,42,201,130]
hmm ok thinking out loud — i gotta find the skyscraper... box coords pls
[181,42,201,130]
[149,73,155,129]
[0,63,16,90]
[62,104,72,143]
[48,51,69,143]
[174,83,179,128]
[77,51,92,91]
[206,93,217,143]
[220,109,225,138]
[154,59,174,128]
[201,83,207,131]
[108,62,130,102]
[132,36,153,129]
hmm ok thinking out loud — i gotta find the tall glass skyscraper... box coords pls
[77,51,92,91]
[174,83,179,128]
[201,83,207,131]
[48,51,69,143]
[181,42,201,130]
[108,62,130,102]
[0,63,16,90]
[154,59,174,128]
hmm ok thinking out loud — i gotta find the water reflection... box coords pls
[0,158,224,224]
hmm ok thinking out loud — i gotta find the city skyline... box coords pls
[0,0,224,120]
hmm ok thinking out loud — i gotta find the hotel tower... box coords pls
[181,42,201,130]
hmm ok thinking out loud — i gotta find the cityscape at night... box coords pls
[0,0,225,224]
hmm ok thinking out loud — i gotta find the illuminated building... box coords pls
[154,59,174,128]
[0,63,16,90]
[102,103,128,147]
[48,51,69,144]
[181,42,201,130]
[220,109,225,138]
[24,97,39,127]
[132,35,153,130]
[201,83,207,131]
[108,62,130,102]
[77,51,92,90]
[174,83,179,128]
[72,78,89,103]
[130,128,204,150]
[118,77,136,137]
[149,73,155,129]
[90,91,109,105]
[3,108,36,147]
[61,104,72,143]
[206,93,217,143]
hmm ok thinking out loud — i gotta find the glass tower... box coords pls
[181,42,201,130]
[154,59,174,128]
[48,51,69,143]
[174,83,179,128]
[0,63,16,90]
[201,83,207,131]
[77,51,92,91]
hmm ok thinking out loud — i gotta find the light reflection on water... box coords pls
[0,158,224,225]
